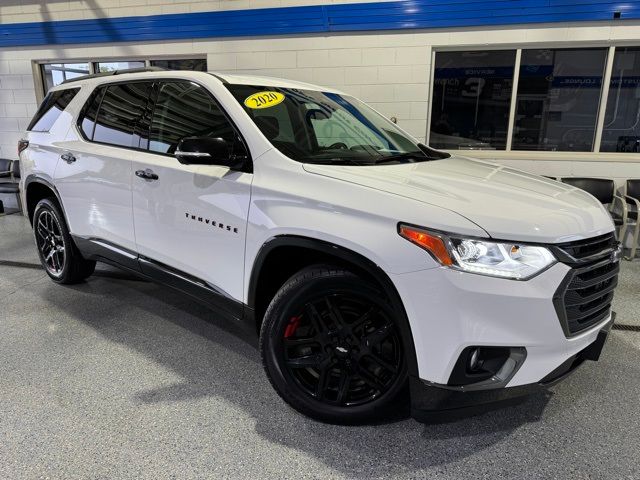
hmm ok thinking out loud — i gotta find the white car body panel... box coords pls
[54,138,137,252]
[303,156,614,244]
[19,70,618,394]
[131,149,252,301]
[391,263,610,386]
[243,149,487,291]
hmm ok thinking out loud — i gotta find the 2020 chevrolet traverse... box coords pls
[19,69,620,423]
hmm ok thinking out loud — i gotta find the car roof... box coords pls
[49,69,344,94]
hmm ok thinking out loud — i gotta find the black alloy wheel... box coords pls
[35,209,66,277]
[260,265,408,423]
[33,198,96,284]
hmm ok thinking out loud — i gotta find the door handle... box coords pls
[135,169,159,181]
[61,152,76,163]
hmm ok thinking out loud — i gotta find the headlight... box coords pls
[398,224,556,280]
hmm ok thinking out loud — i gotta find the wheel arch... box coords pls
[24,175,67,226]
[248,235,419,377]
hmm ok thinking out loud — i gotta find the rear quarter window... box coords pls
[27,87,79,132]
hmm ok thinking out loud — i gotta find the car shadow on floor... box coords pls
[31,266,574,474]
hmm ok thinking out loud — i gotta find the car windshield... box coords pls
[226,84,448,165]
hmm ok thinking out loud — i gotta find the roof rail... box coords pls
[60,66,166,85]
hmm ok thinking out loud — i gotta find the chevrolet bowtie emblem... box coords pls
[611,244,622,263]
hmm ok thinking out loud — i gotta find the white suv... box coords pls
[19,69,620,423]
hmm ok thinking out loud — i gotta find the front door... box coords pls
[131,80,252,308]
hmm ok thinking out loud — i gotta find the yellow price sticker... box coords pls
[244,91,285,109]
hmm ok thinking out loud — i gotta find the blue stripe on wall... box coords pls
[0,1,638,47]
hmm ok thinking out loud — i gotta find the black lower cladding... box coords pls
[72,235,245,324]
[539,315,613,385]
[411,317,613,422]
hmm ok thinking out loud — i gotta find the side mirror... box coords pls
[175,137,239,167]
[417,143,451,160]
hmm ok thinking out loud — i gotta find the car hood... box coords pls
[302,155,614,243]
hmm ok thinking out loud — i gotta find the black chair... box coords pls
[560,177,627,235]
[621,179,640,259]
[0,160,22,215]
[0,158,11,179]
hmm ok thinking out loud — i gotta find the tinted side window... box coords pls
[93,82,154,148]
[149,81,235,154]
[28,88,79,132]
[79,87,105,140]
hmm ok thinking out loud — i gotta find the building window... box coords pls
[601,47,640,153]
[95,61,145,72]
[429,50,516,150]
[512,48,607,152]
[150,58,207,71]
[40,58,208,94]
[41,63,90,91]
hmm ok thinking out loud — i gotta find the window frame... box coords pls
[146,79,250,162]
[428,48,517,151]
[513,46,609,153]
[148,79,237,157]
[40,63,91,93]
[93,60,147,73]
[77,85,107,142]
[74,77,252,167]
[427,44,640,159]
[76,79,154,149]
[89,81,156,150]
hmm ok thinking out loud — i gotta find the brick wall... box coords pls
[204,34,432,142]
[0,59,37,160]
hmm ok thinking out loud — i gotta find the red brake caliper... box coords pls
[284,315,302,338]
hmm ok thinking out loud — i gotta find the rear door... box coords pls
[55,81,154,252]
[131,80,252,306]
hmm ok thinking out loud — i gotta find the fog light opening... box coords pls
[448,346,527,389]
[468,347,483,372]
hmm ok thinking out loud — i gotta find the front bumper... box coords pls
[409,316,613,422]
[390,260,614,387]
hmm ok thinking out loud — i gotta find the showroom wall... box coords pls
[0,0,639,182]
[0,0,388,23]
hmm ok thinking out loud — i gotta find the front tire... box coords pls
[260,265,408,424]
[33,198,95,284]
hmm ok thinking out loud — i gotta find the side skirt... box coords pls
[72,235,249,328]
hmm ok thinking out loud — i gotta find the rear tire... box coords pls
[260,264,408,424]
[33,198,95,284]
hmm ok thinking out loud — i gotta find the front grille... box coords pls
[551,233,620,337]
[552,233,617,262]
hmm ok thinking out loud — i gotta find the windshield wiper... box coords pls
[303,157,373,166]
[373,144,451,164]
[371,152,428,164]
